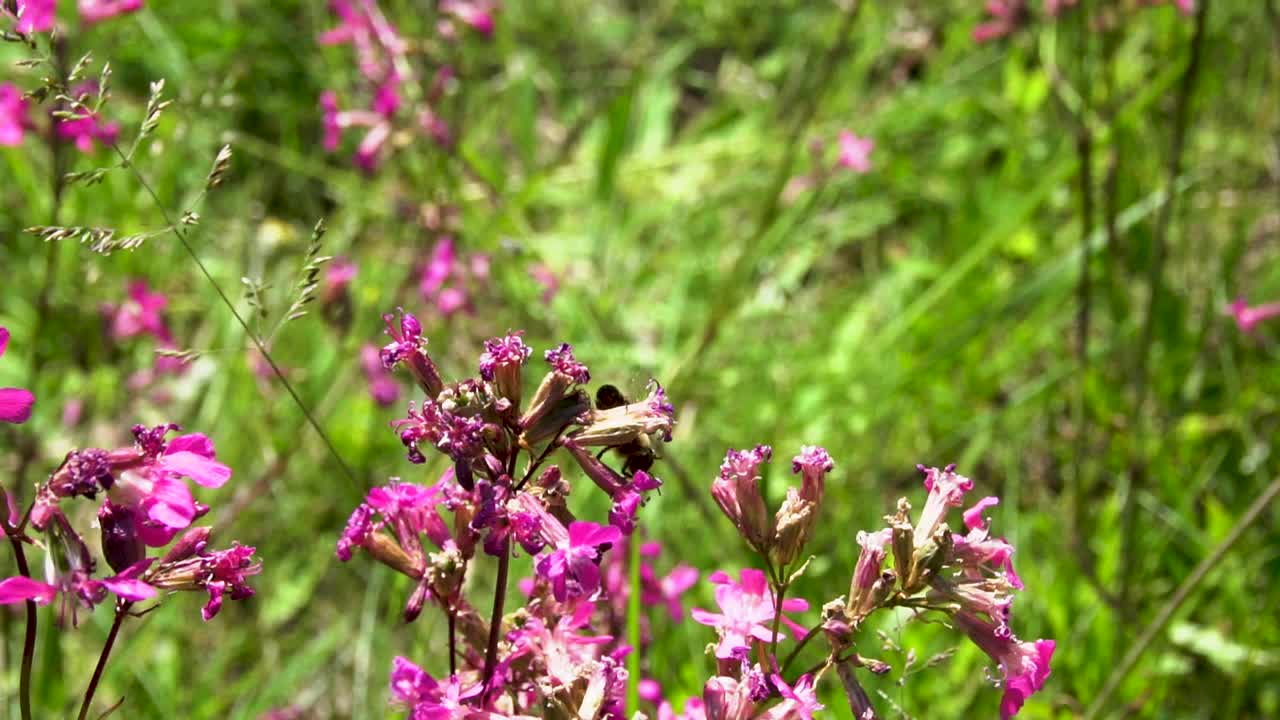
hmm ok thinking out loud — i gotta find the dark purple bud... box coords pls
[99,501,144,574]
[162,526,211,564]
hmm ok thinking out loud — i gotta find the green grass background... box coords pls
[2,0,1279,718]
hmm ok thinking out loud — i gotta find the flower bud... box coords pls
[770,488,815,568]
[520,390,591,449]
[404,577,431,623]
[562,438,625,496]
[365,531,423,579]
[380,311,445,400]
[162,526,211,564]
[703,676,755,720]
[479,333,531,408]
[836,660,878,720]
[710,445,773,553]
[849,529,890,611]
[890,515,914,593]
[98,501,144,574]
[521,344,590,431]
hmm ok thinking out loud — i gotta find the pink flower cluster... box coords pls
[0,79,118,152]
[100,279,190,391]
[338,312,1054,718]
[318,0,495,171]
[1,422,258,623]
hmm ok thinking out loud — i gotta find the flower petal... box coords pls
[0,388,35,424]
[160,450,231,488]
[102,577,157,602]
[0,576,57,605]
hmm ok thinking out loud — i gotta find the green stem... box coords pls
[5,530,37,720]
[481,544,511,699]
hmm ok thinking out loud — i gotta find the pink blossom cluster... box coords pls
[337,313,1055,719]
[318,0,496,172]
[0,355,258,623]
[100,279,191,392]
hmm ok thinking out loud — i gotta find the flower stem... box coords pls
[447,602,457,677]
[78,601,130,720]
[779,620,823,675]
[5,531,37,720]
[481,543,510,699]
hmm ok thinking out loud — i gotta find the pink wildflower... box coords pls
[0,327,36,424]
[1229,297,1280,333]
[0,83,33,146]
[390,656,485,717]
[535,520,621,602]
[953,611,1055,719]
[323,256,358,301]
[690,568,809,659]
[765,674,824,720]
[0,560,155,608]
[78,0,143,23]
[105,424,232,546]
[710,445,772,551]
[835,131,874,173]
[913,463,973,546]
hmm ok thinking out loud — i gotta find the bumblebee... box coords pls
[594,383,658,477]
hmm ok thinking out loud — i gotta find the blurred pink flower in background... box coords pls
[56,83,120,153]
[103,280,173,344]
[0,83,33,146]
[973,0,1026,43]
[360,344,401,406]
[530,263,560,304]
[836,130,874,173]
[1229,297,1280,334]
[78,0,142,24]
[323,256,358,302]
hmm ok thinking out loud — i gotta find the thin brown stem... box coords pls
[78,601,130,720]
[481,543,511,699]
[5,530,37,720]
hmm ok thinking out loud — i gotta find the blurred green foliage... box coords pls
[2,0,1280,718]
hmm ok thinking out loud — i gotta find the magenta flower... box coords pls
[534,520,621,602]
[544,342,590,384]
[9,0,55,33]
[765,673,824,720]
[149,540,261,621]
[102,279,173,343]
[106,425,232,546]
[952,496,1023,590]
[78,0,142,23]
[0,83,33,146]
[913,463,973,546]
[648,561,699,620]
[479,332,532,381]
[690,568,809,659]
[851,528,890,593]
[420,235,455,298]
[1229,297,1280,334]
[389,656,485,718]
[381,308,445,398]
[953,611,1055,719]
[835,130,874,173]
[361,344,401,407]
[0,327,35,424]
[392,400,485,465]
